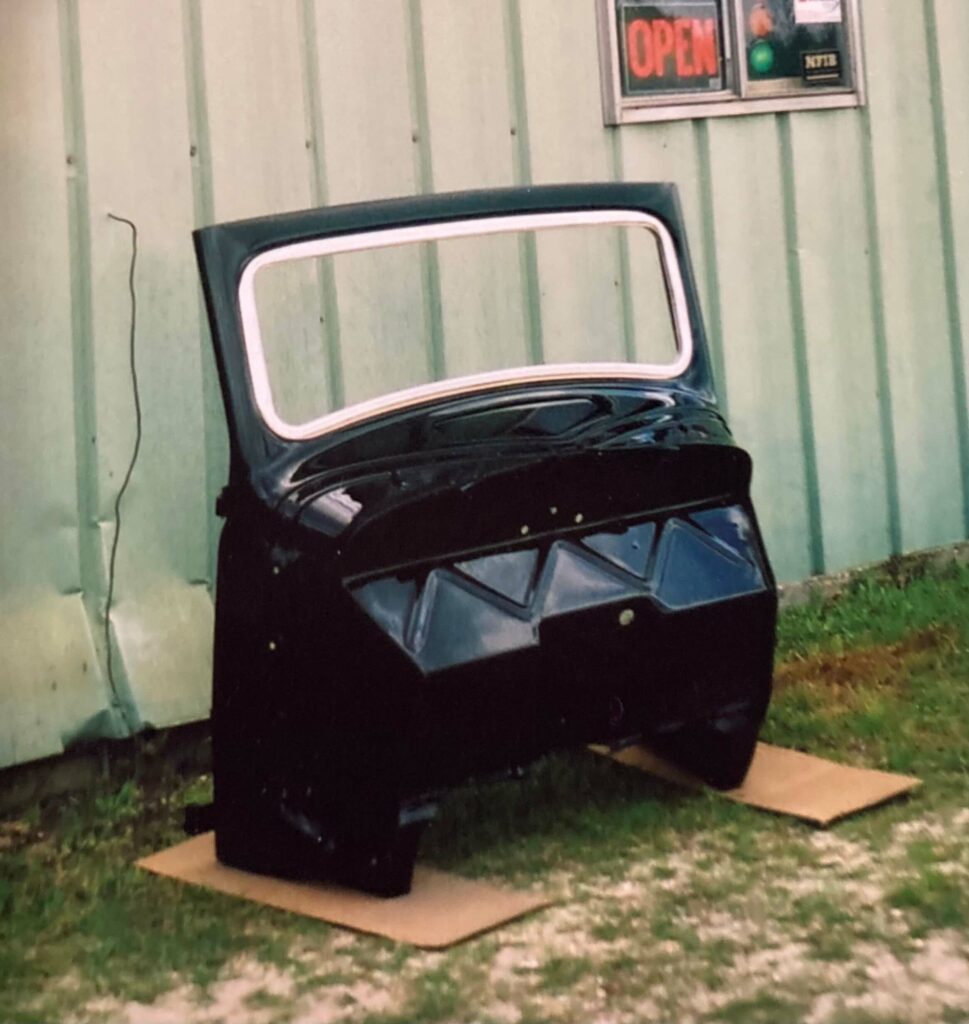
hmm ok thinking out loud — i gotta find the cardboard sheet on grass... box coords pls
[137,832,550,948]
[593,741,920,826]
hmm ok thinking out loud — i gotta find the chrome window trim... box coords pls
[238,209,695,442]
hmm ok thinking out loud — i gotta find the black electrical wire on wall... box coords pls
[104,213,141,733]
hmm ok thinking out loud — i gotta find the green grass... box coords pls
[823,1011,909,1024]
[242,988,287,1011]
[0,769,333,1021]
[706,992,809,1023]
[537,954,595,992]
[889,867,969,935]
[780,891,877,963]
[767,564,969,786]
[775,559,969,659]
[3,561,969,1022]
[402,964,463,1021]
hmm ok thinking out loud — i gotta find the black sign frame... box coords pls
[618,1,726,98]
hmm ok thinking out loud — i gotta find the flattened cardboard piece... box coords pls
[137,832,550,949]
[593,742,920,826]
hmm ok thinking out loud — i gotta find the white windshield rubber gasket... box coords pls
[238,209,695,441]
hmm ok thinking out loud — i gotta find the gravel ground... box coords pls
[76,807,969,1024]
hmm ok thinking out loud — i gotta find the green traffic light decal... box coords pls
[749,40,775,75]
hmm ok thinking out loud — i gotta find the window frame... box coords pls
[237,209,695,442]
[596,0,866,125]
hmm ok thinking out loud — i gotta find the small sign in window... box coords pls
[618,1,725,96]
[794,0,842,25]
[801,48,842,84]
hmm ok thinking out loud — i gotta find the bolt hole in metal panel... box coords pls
[193,184,777,896]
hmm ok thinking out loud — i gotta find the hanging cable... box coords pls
[104,213,141,732]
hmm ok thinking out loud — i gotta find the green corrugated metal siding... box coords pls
[1,0,967,768]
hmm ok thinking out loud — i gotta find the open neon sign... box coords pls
[618,1,724,96]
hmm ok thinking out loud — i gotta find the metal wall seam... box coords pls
[57,0,127,737]
[922,0,969,538]
[298,0,344,414]
[703,115,814,581]
[858,113,902,558]
[608,132,639,364]
[404,0,446,384]
[693,120,729,417]
[863,0,962,554]
[777,113,826,577]
[783,109,892,572]
[502,0,545,367]
[181,0,226,586]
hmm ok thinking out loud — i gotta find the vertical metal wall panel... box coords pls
[926,0,969,535]
[0,595,107,768]
[3,0,969,768]
[199,1,314,222]
[618,124,712,315]
[420,0,531,378]
[516,1,627,365]
[307,0,430,405]
[181,0,230,591]
[705,117,813,582]
[863,0,965,553]
[616,123,726,392]
[198,0,332,420]
[785,112,893,572]
[421,0,517,193]
[329,247,433,409]
[76,0,214,731]
[933,0,969,383]
[516,0,613,183]
[0,1,109,767]
[0,3,79,599]
[311,1,417,205]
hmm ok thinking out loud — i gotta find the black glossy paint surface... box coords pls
[195,184,777,897]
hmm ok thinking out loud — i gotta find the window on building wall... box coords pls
[596,0,865,124]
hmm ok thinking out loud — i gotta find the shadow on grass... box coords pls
[421,747,737,881]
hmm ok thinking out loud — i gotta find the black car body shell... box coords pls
[194,183,777,896]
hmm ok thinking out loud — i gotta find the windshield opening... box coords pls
[238,210,693,440]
